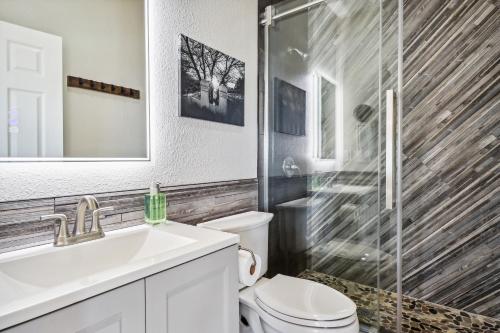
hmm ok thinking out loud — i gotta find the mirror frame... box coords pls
[0,0,150,162]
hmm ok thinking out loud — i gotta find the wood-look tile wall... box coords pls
[402,0,499,319]
[0,179,258,253]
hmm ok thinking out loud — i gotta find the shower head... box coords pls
[326,0,348,17]
[287,47,309,60]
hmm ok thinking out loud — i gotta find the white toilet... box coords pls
[198,211,359,333]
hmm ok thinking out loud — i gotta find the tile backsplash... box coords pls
[0,179,257,253]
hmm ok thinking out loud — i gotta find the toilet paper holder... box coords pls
[239,246,257,275]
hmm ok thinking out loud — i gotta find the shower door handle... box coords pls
[386,90,396,210]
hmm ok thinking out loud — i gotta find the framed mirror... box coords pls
[0,0,149,161]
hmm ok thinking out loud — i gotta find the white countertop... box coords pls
[276,185,375,209]
[275,197,327,209]
[310,184,375,195]
[0,222,239,330]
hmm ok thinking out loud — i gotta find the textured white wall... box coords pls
[0,0,258,201]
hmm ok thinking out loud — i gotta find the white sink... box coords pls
[0,226,194,300]
[0,222,239,330]
[312,184,375,195]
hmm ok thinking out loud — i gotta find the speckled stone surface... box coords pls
[298,270,500,333]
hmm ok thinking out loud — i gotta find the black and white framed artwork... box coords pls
[179,34,245,126]
[274,78,306,136]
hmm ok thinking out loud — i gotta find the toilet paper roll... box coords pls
[238,250,261,287]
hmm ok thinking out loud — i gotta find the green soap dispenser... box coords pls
[144,182,167,224]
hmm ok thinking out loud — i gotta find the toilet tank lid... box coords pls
[197,211,273,232]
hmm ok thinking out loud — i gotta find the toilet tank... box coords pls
[198,211,273,277]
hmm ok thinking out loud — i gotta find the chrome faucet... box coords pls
[40,195,113,247]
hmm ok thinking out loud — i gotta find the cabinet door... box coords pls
[146,246,239,333]
[5,280,145,333]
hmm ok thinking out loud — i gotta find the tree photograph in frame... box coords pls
[180,34,245,126]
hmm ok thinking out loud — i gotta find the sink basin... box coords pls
[311,184,375,195]
[0,226,194,301]
[0,222,239,330]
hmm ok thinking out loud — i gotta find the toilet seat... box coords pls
[240,277,359,333]
[254,274,357,328]
[256,297,357,328]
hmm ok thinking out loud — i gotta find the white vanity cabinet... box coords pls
[3,246,238,333]
[145,245,239,333]
[5,280,146,333]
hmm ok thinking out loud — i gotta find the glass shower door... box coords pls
[259,0,402,331]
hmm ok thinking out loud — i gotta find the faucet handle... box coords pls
[41,214,70,246]
[90,206,114,233]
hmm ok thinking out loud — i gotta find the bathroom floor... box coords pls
[298,270,500,333]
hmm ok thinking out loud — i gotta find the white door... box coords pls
[146,246,239,333]
[4,280,146,333]
[0,20,63,158]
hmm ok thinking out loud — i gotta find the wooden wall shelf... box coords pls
[67,76,140,99]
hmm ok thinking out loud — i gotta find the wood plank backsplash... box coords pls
[0,179,258,253]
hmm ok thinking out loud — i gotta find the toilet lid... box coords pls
[256,298,357,328]
[254,274,357,321]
